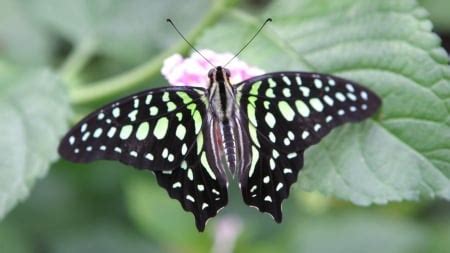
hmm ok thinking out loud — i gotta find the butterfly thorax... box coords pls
[207,66,235,121]
[207,66,244,175]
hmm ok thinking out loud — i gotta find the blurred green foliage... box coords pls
[0,0,449,253]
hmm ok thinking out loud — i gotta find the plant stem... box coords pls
[70,0,236,105]
[60,38,97,84]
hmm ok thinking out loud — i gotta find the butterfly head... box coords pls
[208,66,231,85]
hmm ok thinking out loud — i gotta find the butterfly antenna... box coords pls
[167,18,215,68]
[224,18,272,67]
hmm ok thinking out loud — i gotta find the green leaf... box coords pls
[22,0,210,65]
[0,222,32,253]
[419,0,450,31]
[0,0,53,66]
[0,69,70,219]
[289,212,428,253]
[197,0,450,204]
[124,174,212,252]
[49,222,160,253]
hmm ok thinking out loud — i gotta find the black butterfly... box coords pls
[58,19,381,231]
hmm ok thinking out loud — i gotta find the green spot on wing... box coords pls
[278,101,295,121]
[177,91,193,104]
[120,125,133,140]
[136,122,150,140]
[153,117,168,140]
[200,152,216,180]
[249,81,262,95]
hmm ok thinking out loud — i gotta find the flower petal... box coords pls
[161,49,265,88]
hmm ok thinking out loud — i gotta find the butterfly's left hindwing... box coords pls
[236,72,381,220]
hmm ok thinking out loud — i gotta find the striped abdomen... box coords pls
[221,120,237,173]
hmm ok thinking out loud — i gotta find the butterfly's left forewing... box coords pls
[236,72,381,220]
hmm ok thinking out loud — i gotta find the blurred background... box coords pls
[0,0,449,253]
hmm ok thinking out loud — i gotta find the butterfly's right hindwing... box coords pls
[58,86,206,172]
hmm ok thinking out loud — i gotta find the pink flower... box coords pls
[161,49,265,88]
[211,215,243,253]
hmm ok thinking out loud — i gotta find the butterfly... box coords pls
[58,19,381,231]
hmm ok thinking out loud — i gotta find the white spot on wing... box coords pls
[264,196,272,202]
[107,127,117,138]
[112,107,120,118]
[181,143,188,155]
[176,124,186,140]
[361,91,368,100]
[282,76,291,85]
[128,110,138,121]
[269,132,276,143]
[69,136,75,145]
[310,98,324,112]
[276,183,284,191]
[323,95,334,106]
[314,124,321,132]
[149,106,158,116]
[93,128,103,138]
[270,158,276,170]
[81,123,87,132]
[265,112,276,128]
[302,131,310,139]
[300,86,310,97]
[314,79,323,88]
[145,94,152,104]
[187,169,194,181]
[145,153,154,160]
[287,152,297,159]
[346,83,355,92]
[82,132,90,142]
[336,92,346,102]
[283,168,293,174]
[282,88,291,97]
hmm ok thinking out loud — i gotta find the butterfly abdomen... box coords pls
[220,120,237,173]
